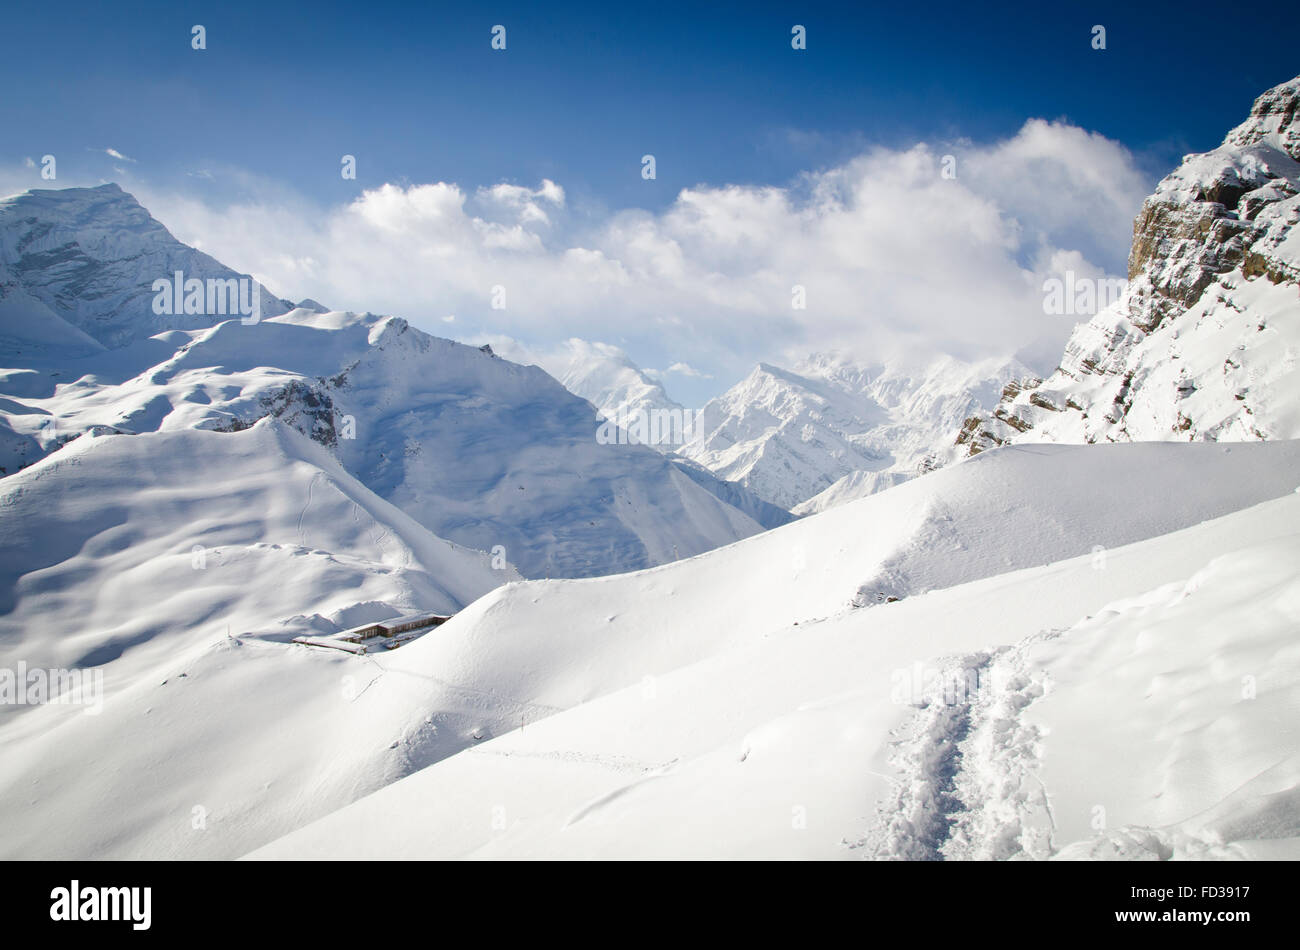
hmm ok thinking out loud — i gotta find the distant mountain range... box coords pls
[0,184,765,579]
[673,353,1028,511]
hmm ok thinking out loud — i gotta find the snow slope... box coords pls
[254,440,1300,717]
[0,417,522,859]
[935,533,1300,861]
[791,468,912,516]
[5,436,1298,859]
[668,455,794,530]
[249,455,1300,860]
[0,310,764,578]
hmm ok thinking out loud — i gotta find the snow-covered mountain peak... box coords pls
[552,338,682,422]
[961,75,1300,453]
[680,352,1022,510]
[1223,75,1300,160]
[3,182,143,229]
[0,183,293,353]
[486,337,687,450]
[793,351,882,390]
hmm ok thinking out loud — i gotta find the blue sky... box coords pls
[6,0,1293,204]
[3,0,1296,403]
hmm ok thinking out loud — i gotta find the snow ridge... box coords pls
[0,183,293,353]
[0,191,768,576]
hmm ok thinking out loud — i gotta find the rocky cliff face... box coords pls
[960,76,1300,453]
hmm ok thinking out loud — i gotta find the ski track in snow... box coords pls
[296,470,321,550]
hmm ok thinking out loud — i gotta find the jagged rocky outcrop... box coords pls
[213,378,340,447]
[961,76,1300,452]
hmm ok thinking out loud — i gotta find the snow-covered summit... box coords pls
[0,183,293,353]
[680,353,1025,510]
[553,339,685,431]
[678,360,887,510]
[961,75,1300,451]
[1224,74,1300,160]
[489,337,689,450]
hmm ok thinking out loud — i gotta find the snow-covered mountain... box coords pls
[0,187,766,578]
[0,416,527,858]
[489,336,793,528]
[246,440,1300,860]
[667,455,794,529]
[0,183,294,354]
[680,353,1025,511]
[961,76,1300,453]
[8,435,1300,859]
[0,184,774,857]
[488,338,1012,518]
[238,79,1300,861]
[493,338,687,441]
[5,76,1300,865]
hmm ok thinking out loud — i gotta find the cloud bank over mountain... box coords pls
[4,118,1149,399]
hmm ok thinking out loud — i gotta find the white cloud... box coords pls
[665,362,711,379]
[123,119,1151,387]
[104,147,136,163]
[960,119,1152,268]
[475,179,565,227]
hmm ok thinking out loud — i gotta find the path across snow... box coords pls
[248,446,1300,860]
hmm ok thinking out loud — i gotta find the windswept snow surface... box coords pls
[246,440,1300,859]
[0,418,522,859]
